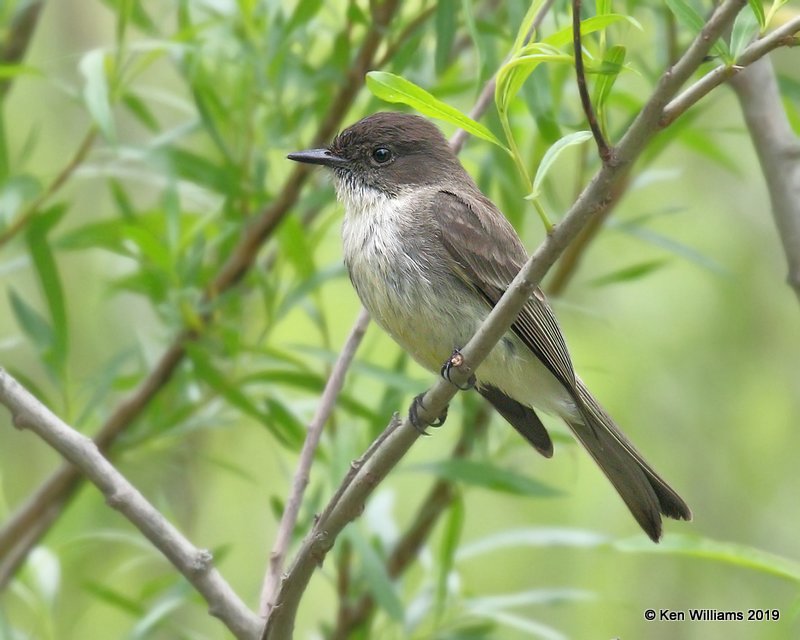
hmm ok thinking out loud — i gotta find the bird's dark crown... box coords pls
[327,112,465,191]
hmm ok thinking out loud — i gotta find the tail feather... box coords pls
[567,379,692,542]
[478,384,553,458]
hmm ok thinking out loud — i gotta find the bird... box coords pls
[287,111,691,542]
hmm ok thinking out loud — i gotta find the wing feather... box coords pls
[432,190,576,392]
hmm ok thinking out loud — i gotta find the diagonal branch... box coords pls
[0,369,262,640]
[660,16,800,127]
[262,2,748,637]
[548,14,800,295]
[0,0,402,589]
[329,403,492,640]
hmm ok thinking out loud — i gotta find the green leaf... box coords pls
[122,91,160,132]
[614,534,800,583]
[730,6,759,59]
[8,288,54,357]
[665,0,731,62]
[130,596,185,639]
[275,263,347,321]
[542,14,643,49]
[26,205,69,374]
[0,174,42,225]
[510,0,548,55]
[588,258,670,287]
[592,45,626,111]
[80,49,116,141]
[345,528,404,621]
[615,224,728,274]
[0,63,43,80]
[286,0,324,34]
[457,528,608,560]
[82,582,144,616]
[465,588,594,612]
[529,130,593,199]
[411,459,561,497]
[366,71,507,150]
[435,0,458,73]
[495,43,571,116]
[263,397,306,450]
[185,345,269,425]
[595,0,612,15]
[748,0,766,31]
[56,218,127,254]
[24,547,61,606]
[436,493,464,617]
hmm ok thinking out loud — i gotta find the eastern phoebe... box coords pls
[288,112,691,541]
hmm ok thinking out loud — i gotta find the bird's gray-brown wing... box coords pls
[431,189,692,540]
[431,189,576,392]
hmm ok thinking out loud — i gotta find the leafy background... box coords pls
[1,0,799,639]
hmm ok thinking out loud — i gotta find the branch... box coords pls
[0,369,262,640]
[731,57,800,302]
[660,16,800,127]
[329,403,492,640]
[572,0,611,163]
[259,308,370,616]
[263,3,747,637]
[0,0,402,589]
[0,128,97,248]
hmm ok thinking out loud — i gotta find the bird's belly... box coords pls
[341,204,577,419]
[348,251,576,419]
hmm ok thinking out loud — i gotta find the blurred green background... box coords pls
[0,0,799,638]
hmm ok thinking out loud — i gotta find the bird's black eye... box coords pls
[371,147,392,164]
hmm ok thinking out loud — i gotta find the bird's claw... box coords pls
[440,348,476,390]
[409,393,448,434]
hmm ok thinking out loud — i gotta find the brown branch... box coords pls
[660,16,800,127]
[0,0,402,589]
[0,369,262,640]
[572,0,612,163]
[259,308,370,616]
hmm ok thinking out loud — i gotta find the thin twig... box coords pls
[0,369,262,640]
[262,3,748,637]
[660,16,800,127]
[0,128,97,248]
[731,57,800,303]
[572,0,612,163]
[259,308,370,616]
[0,0,402,589]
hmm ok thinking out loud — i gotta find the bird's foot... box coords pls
[409,393,448,434]
[440,348,476,390]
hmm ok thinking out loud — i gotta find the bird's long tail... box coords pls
[565,378,692,542]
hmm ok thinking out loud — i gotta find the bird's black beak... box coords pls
[287,148,348,167]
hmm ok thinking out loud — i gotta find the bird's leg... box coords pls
[440,348,476,390]
[409,393,448,433]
